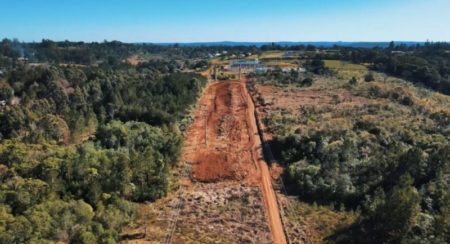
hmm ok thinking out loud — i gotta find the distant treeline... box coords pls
[0,38,260,66]
[319,42,450,94]
[2,39,449,96]
[130,41,427,48]
[257,41,450,95]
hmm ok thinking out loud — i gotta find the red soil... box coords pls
[182,79,287,244]
[183,81,259,184]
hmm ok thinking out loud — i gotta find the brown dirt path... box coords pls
[243,80,287,244]
[183,79,287,244]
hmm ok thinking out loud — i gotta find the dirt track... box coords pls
[183,80,287,244]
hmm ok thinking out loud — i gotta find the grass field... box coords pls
[265,60,298,68]
[324,60,368,71]
[259,51,285,59]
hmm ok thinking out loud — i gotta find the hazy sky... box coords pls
[1,0,449,42]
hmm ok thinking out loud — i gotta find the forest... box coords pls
[277,121,450,243]
[1,39,449,243]
[0,40,207,243]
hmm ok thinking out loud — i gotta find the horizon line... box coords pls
[3,38,448,44]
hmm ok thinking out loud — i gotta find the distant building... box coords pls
[17,57,28,62]
[391,51,407,55]
[255,67,268,74]
[230,59,261,69]
[281,67,306,73]
[230,59,264,74]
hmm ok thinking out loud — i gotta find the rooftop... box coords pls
[230,59,260,66]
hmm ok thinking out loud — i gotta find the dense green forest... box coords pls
[277,122,450,243]
[0,40,207,243]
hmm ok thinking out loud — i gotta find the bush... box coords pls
[365,72,375,82]
[349,77,358,85]
[301,77,314,87]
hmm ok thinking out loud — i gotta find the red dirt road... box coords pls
[183,80,287,244]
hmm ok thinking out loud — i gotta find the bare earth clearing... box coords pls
[184,80,287,244]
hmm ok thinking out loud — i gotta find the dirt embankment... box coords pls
[183,81,259,184]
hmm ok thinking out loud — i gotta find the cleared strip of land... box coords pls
[183,79,286,244]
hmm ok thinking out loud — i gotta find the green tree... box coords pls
[372,174,421,242]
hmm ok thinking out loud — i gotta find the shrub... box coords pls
[301,77,314,87]
[365,72,375,82]
[349,77,358,85]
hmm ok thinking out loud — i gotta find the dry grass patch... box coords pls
[280,196,358,244]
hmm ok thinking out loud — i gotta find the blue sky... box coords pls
[0,0,449,42]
